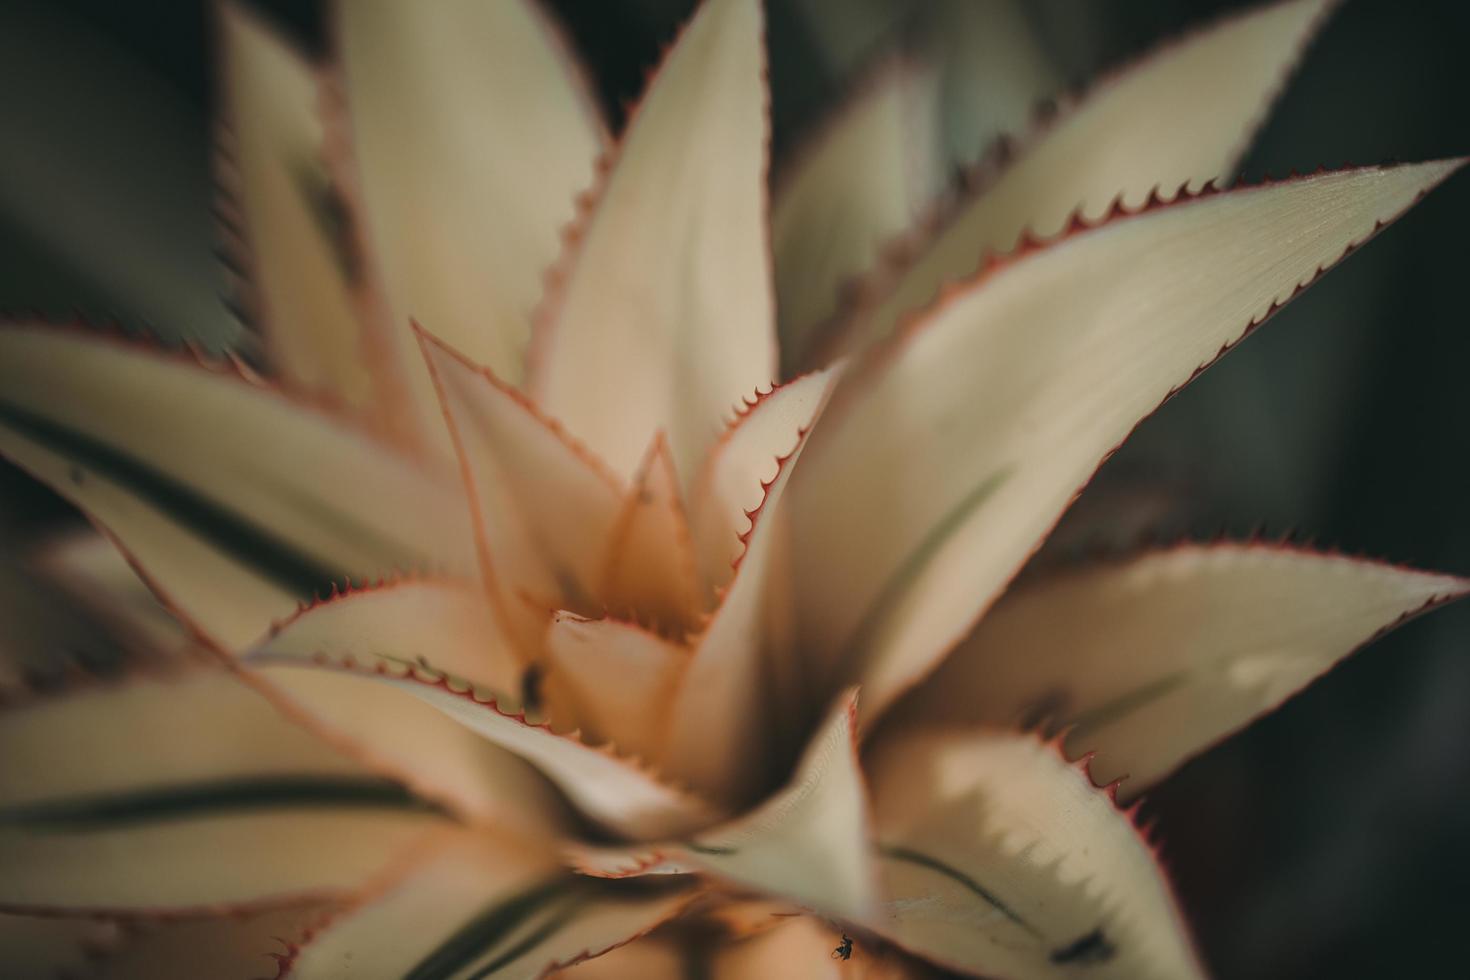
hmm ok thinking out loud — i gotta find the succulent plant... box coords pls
[0,0,1462,976]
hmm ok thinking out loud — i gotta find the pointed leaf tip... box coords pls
[336,0,605,392]
[416,322,626,651]
[529,0,777,483]
[795,158,1465,727]
[600,433,703,635]
[814,0,1356,365]
[867,726,1204,978]
[897,542,1469,800]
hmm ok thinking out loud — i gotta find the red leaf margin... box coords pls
[797,0,1344,371]
[521,0,779,397]
[813,158,1468,726]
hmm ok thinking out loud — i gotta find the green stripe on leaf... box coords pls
[0,775,438,832]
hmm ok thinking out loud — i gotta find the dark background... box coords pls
[1,1,1465,976]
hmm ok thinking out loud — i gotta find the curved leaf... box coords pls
[866,728,1203,979]
[772,59,941,365]
[219,3,409,435]
[0,326,474,649]
[0,666,442,913]
[418,327,622,643]
[247,582,720,841]
[288,832,695,979]
[245,580,574,832]
[896,543,1467,797]
[574,693,875,925]
[687,367,837,599]
[663,421,814,804]
[545,613,686,763]
[334,0,605,401]
[824,0,1335,361]
[791,160,1464,724]
[529,0,777,481]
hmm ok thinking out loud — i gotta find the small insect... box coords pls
[832,933,854,961]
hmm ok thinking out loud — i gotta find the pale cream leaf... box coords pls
[897,543,1468,798]
[220,3,407,433]
[289,833,694,980]
[0,327,474,650]
[772,60,941,365]
[336,0,605,405]
[792,161,1465,723]
[866,728,1203,979]
[831,0,1336,359]
[530,0,777,482]
[544,612,687,764]
[247,584,720,841]
[0,667,442,912]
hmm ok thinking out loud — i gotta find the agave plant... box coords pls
[0,0,1463,976]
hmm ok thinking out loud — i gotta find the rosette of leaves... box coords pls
[0,0,1463,976]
